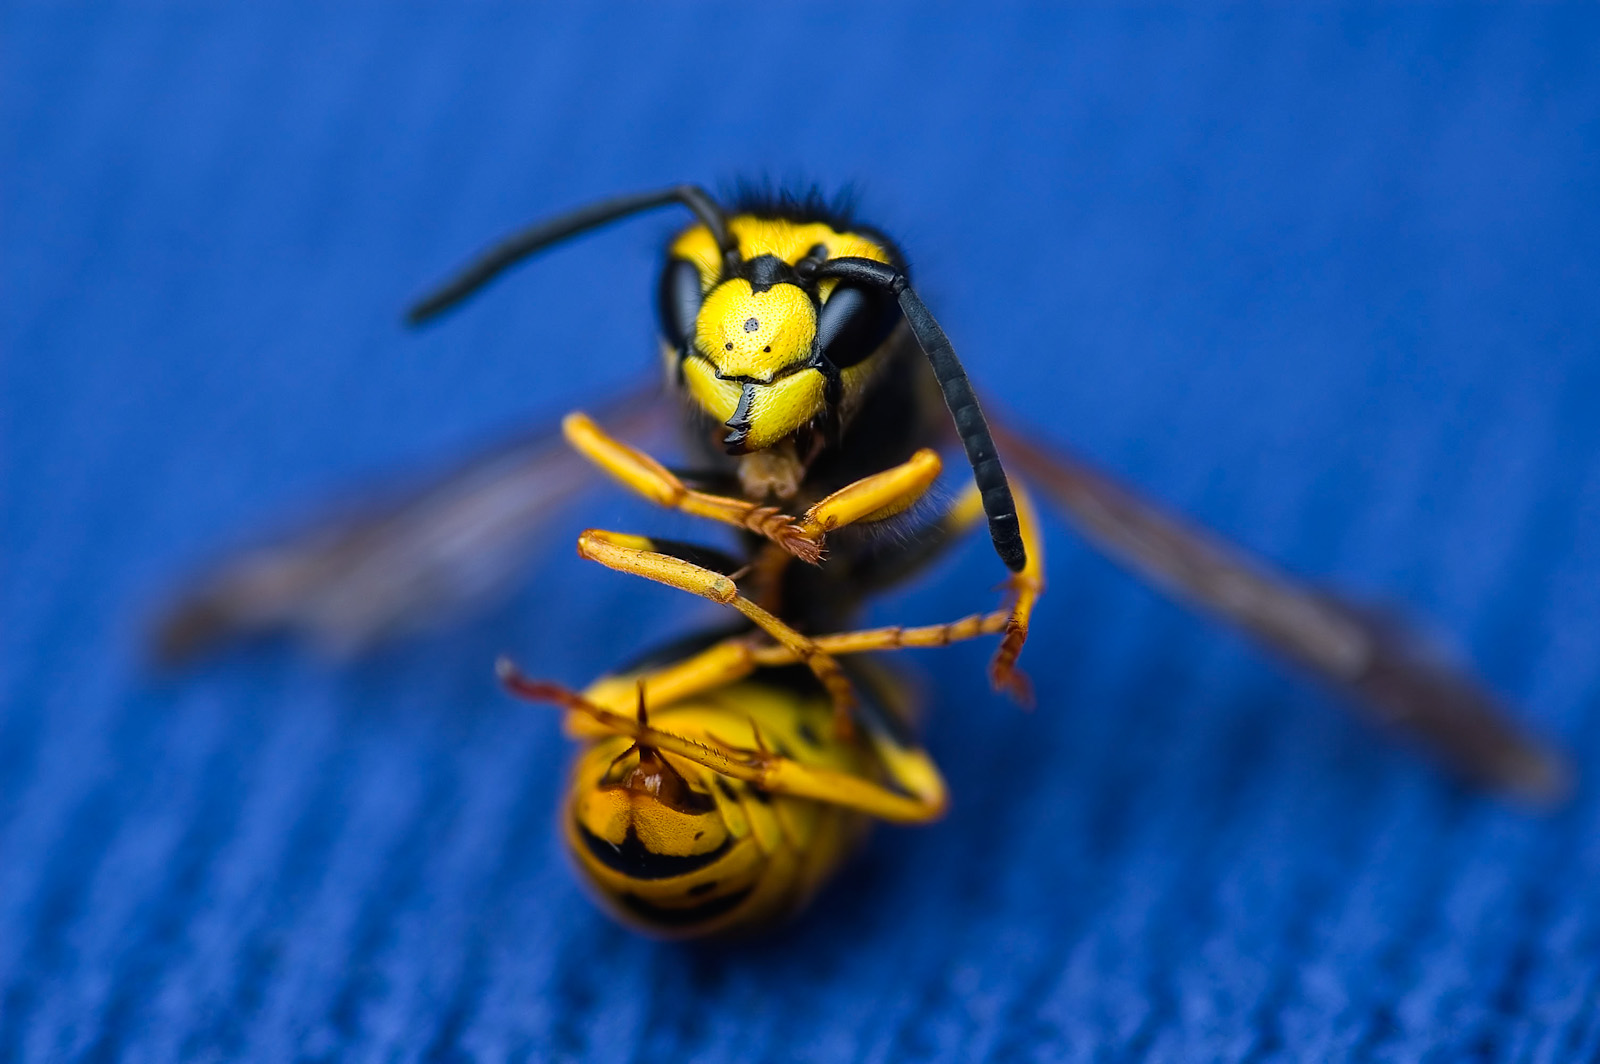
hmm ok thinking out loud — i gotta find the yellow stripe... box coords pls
[669,216,893,291]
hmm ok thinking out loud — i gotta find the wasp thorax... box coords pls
[695,279,816,380]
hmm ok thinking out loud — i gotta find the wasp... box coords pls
[159,184,1569,937]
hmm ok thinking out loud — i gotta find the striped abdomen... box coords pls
[561,680,870,937]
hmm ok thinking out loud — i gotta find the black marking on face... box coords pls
[744,254,795,293]
[795,721,822,748]
[578,823,731,880]
[687,880,719,897]
[715,778,740,803]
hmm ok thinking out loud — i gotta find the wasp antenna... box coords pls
[405,184,739,325]
[812,256,1026,575]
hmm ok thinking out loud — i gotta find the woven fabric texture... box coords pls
[5,7,1599,1062]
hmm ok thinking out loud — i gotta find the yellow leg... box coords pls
[563,411,820,563]
[500,663,947,823]
[872,478,1046,703]
[760,612,1012,659]
[567,410,944,566]
[572,638,764,737]
[576,607,1019,736]
[729,448,943,610]
[795,448,944,540]
[990,480,1045,702]
[572,484,1045,714]
[576,529,857,719]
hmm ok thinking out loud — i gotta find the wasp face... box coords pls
[680,256,829,455]
[697,278,816,380]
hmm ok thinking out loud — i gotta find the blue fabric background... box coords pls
[5,6,1599,1061]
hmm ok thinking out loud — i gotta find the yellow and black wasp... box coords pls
[160,184,1569,937]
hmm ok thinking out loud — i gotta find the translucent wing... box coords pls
[993,421,1571,804]
[154,387,672,662]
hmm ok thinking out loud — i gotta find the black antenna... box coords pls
[406,184,739,325]
[811,257,1025,573]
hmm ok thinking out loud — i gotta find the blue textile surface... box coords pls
[5,6,1600,1061]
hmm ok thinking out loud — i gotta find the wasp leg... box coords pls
[569,638,764,740]
[563,412,821,563]
[572,487,1047,713]
[841,477,1047,703]
[746,594,1041,703]
[575,529,857,722]
[730,728,948,824]
[989,479,1046,701]
[500,664,947,824]
[577,606,1029,739]
[760,613,1012,659]
[809,257,1027,575]
[794,448,945,543]
[800,464,1049,697]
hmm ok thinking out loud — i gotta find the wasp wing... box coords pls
[154,387,672,663]
[993,421,1570,804]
